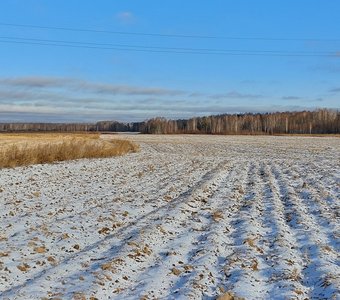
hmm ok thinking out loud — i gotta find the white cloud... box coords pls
[116,11,135,25]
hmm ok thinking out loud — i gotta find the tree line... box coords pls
[140,109,340,134]
[0,109,339,134]
[0,121,134,132]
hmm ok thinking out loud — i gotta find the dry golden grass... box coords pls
[0,133,139,168]
[217,292,245,300]
[0,132,99,145]
[212,210,224,222]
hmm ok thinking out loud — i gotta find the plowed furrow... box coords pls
[271,164,340,299]
[0,160,228,298]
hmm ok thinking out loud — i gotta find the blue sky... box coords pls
[0,0,339,122]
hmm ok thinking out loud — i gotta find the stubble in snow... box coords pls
[0,135,339,299]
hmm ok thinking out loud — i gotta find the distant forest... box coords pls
[0,109,339,134]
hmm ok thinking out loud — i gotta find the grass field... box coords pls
[0,133,139,168]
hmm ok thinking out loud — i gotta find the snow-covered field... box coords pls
[0,135,339,300]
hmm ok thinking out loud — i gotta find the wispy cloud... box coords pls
[0,76,191,122]
[0,77,69,88]
[0,97,319,123]
[210,91,263,99]
[0,75,332,123]
[79,82,184,96]
[329,87,340,93]
[188,92,207,97]
[0,76,185,96]
[281,96,301,100]
[310,64,340,74]
[0,90,36,100]
[115,11,135,25]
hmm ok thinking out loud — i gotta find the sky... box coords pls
[0,0,339,123]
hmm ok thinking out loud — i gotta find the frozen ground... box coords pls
[0,135,339,300]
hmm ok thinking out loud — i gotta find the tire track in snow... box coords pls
[76,160,231,299]
[2,155,190,241]
[113,160,250,299]
[117,162,239,299]
[0,160,228,299]
[144,161,249,300]
[0,155,203,293]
